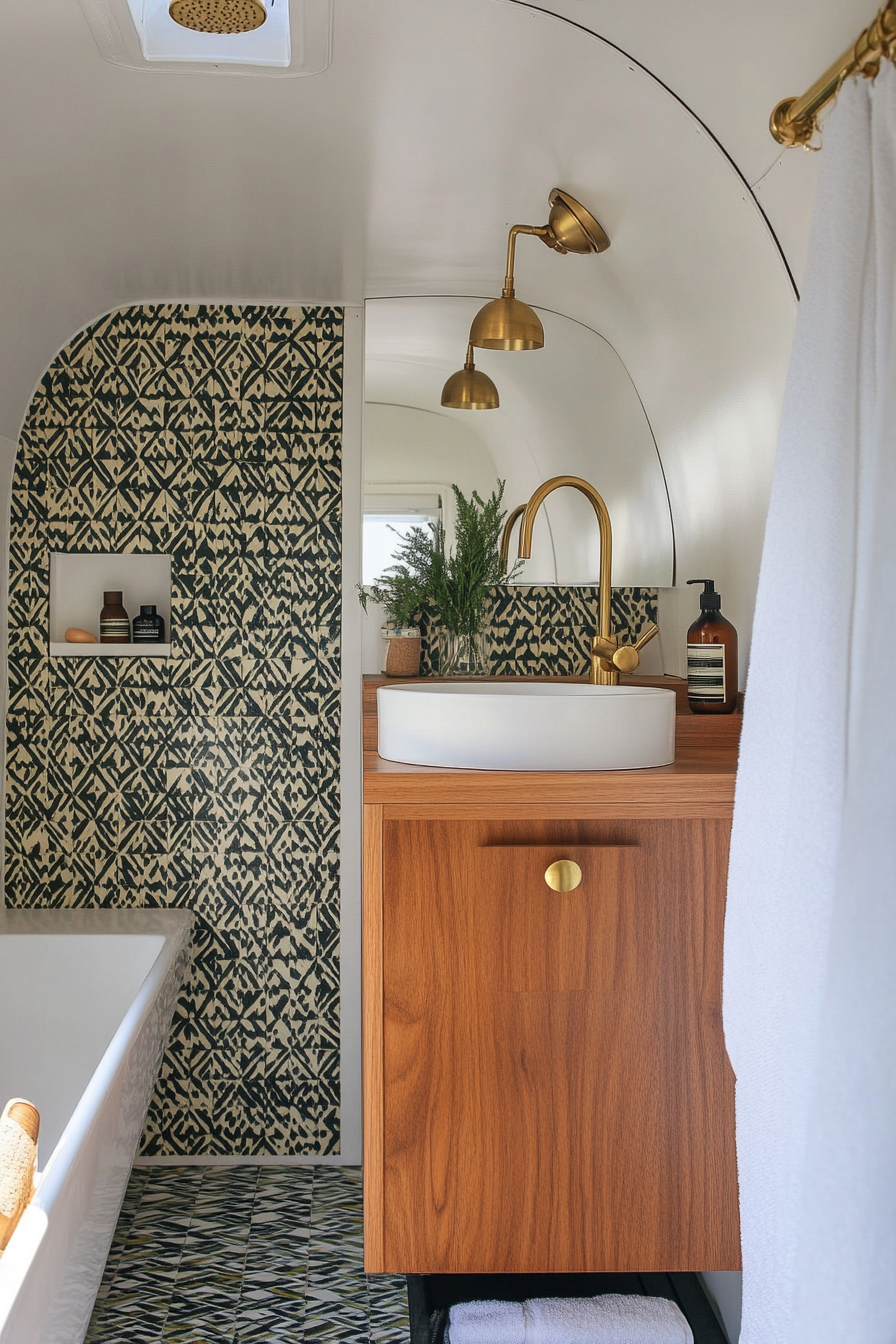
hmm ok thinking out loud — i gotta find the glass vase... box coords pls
[438,628,490,678]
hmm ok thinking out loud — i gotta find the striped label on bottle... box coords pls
[100,619,130,639]
[687,644,726,702]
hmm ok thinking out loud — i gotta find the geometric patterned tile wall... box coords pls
[5,303,343,1156]
[418,585,658,676]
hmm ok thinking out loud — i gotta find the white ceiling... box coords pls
[0,0,863,439]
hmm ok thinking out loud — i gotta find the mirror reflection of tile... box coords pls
[418,585,658,676]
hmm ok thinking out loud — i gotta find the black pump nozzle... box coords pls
[687,578,721,612]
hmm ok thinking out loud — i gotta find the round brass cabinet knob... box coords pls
[544,859,583,892]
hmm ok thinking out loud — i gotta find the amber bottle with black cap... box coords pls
[686,579,738,714]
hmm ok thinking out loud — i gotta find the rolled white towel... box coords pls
[525,1294,694,1344]
[447,1299,526,1344]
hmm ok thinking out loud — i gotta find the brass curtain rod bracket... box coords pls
[770,0,896,147]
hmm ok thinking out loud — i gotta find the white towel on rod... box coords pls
[725,61,896,1344]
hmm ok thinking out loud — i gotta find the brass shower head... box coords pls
[169,0,266,33]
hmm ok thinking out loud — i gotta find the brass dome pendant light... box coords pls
[470,188,610,351]
[169,0,266,33]
[441,344,500,411]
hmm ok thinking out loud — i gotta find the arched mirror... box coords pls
[364,296,674,588]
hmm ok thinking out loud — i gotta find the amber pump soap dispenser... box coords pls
[686,579,738,714]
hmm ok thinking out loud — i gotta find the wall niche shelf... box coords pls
[48,642,172,658]
[49,553,172,658]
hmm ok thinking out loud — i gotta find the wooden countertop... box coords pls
[363,675,741,815]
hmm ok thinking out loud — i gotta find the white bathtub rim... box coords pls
[36,918,191,1210]
[0,910,192,1332]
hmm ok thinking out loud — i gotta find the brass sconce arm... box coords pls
[502,224,554,297]
[468,192,610,355]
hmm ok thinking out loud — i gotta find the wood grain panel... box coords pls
[481,844,642,993]
[364,753,737,812]
[381,802,736,821]
[362,804,385,1270]
[377,817,740,1275]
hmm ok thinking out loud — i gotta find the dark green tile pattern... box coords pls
[5,304,344,1155]
[86,1166,408,1344]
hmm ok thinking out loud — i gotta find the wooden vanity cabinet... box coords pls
[363,806,741,1275]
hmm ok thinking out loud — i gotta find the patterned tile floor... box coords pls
[86,1166,408,1344]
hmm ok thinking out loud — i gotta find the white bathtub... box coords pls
[0,908,191,1344]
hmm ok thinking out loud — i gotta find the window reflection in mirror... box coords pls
[362,490,442,585]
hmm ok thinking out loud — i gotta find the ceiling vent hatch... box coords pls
[77,0,330,75]
[168,0,267,34]
[126,0,288,64]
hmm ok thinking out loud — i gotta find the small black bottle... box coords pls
[132,604,165,643]
[686,579,738,714]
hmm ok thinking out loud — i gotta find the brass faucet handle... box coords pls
[610,622,660,675]
[632,621,660,654]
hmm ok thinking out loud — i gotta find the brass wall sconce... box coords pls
[441,189,609,409]
[471,189,610,351]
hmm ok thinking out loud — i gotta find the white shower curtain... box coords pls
[724,64,896,1344]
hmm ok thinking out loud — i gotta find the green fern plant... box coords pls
[356,566,428,629]
[358,481,520,635]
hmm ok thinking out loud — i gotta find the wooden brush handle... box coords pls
[5,1101,39,1143]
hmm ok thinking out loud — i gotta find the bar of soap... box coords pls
[64,628,97,643]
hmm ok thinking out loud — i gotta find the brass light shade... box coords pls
[169,0,266,33]
[469,296,544,352]
[441,345,500,410]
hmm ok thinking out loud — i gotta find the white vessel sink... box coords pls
[377,682,676,771]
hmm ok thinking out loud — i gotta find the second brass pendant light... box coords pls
[441,189,610,411]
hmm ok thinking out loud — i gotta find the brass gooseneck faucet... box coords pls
[502,475,658,686]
